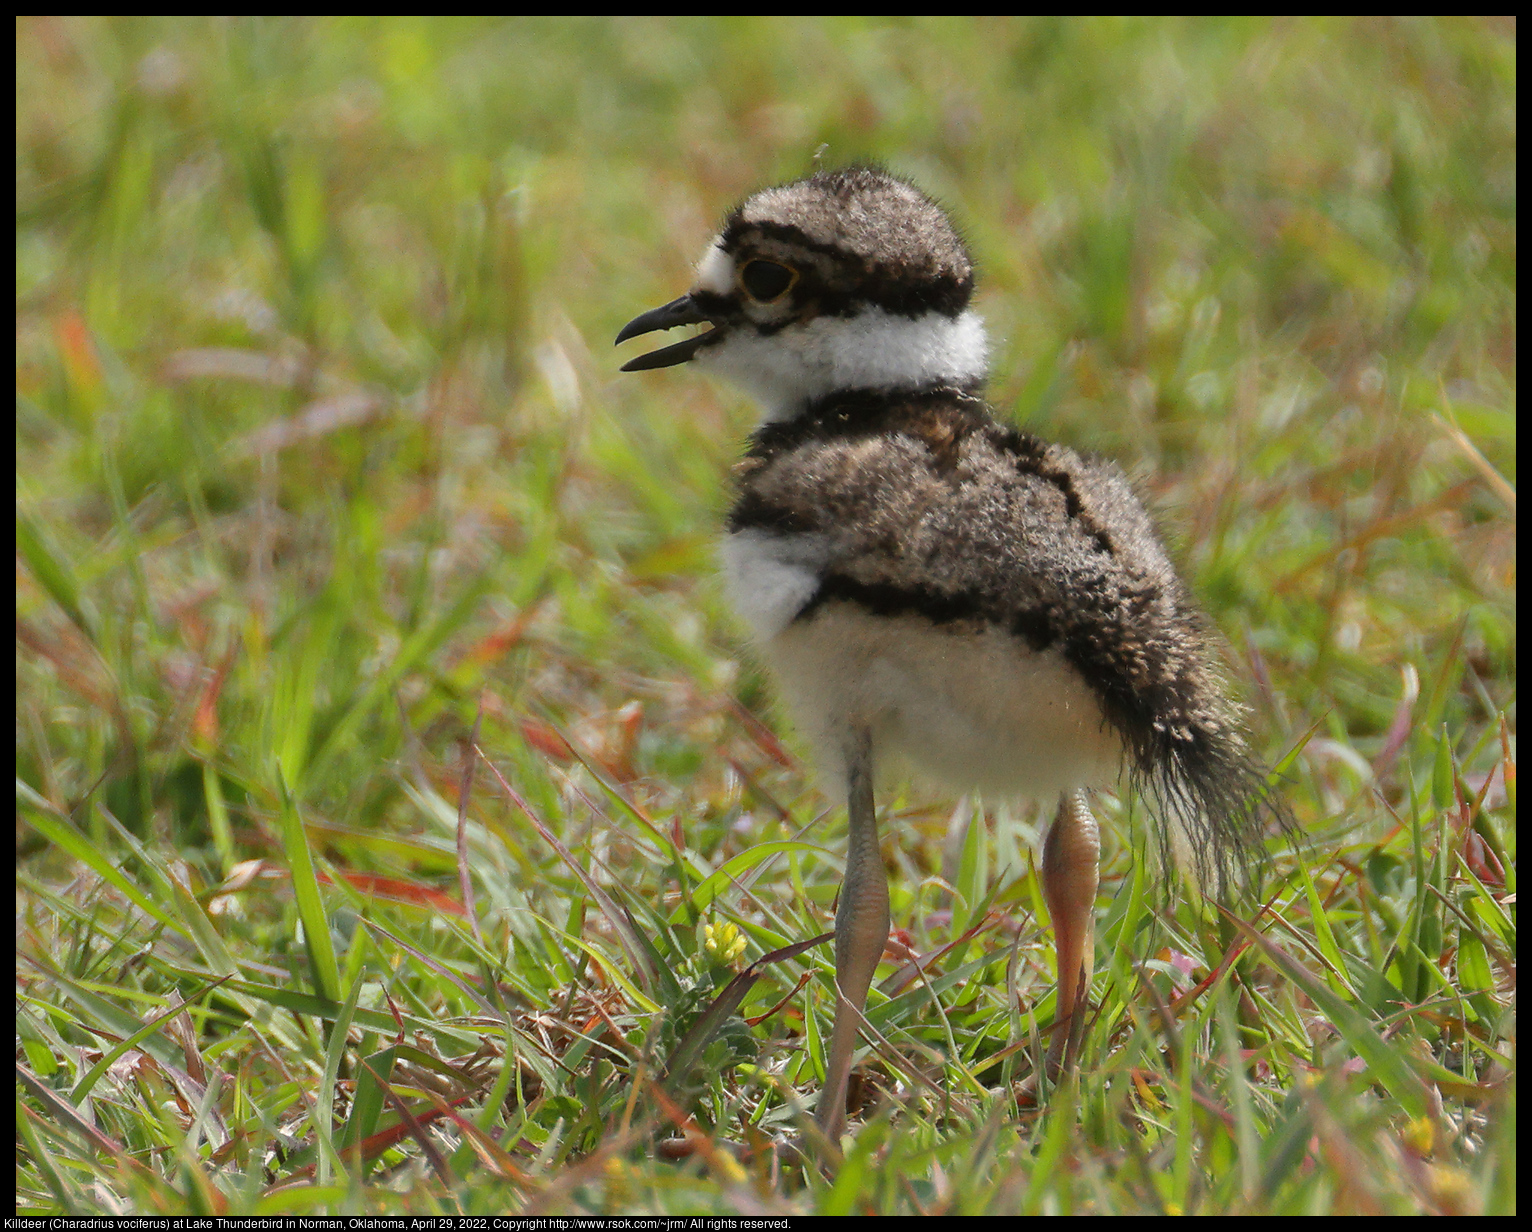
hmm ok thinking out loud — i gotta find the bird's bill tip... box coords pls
[614,293,709,346]
[615,293,725,370]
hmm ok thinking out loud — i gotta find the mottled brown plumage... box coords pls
[617,164,1286,1147]
[730,384,1273,895]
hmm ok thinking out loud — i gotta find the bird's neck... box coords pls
[739,385,998,471]
[700,306,991,423]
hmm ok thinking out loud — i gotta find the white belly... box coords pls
[767,603,1123,799]
[721,527,1122,798]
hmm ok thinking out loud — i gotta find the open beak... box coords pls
[614,294,724,371]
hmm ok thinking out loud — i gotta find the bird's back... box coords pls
[725,385,1275,888]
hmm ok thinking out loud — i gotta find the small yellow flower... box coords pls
[713,1147,748,1185]
[1403,1115,1436,1156]
[1427,1163,1473,1212]
[704,920,747,964]
[602,1156,631,1210]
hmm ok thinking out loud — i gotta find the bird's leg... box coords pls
[1042,790,1100,1077]
[815,727,888,1143]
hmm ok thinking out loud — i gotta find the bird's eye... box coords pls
[740,259,797,303]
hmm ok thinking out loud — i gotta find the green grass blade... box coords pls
[1221,909,1429,1120]
[278,764,341,1005]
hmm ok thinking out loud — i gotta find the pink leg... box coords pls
[1042,791,1099,1074]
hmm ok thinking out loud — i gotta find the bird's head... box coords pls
[616,165,989,420]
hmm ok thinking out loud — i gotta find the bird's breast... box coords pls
[721,528,1122,800]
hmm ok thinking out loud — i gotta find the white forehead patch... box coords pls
[695,241,734,295]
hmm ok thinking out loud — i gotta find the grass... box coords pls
[16,16,1515,1216]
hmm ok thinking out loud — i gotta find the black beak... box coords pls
[614,294,723,371]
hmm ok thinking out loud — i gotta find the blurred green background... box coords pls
[16,17,1515,1215]
[17,16,1514,828]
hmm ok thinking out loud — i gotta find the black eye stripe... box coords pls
[740,259,796,302]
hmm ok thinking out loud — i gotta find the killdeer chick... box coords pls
[617,165,1279,1143]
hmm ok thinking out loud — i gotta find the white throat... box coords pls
[697,307,990,422]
